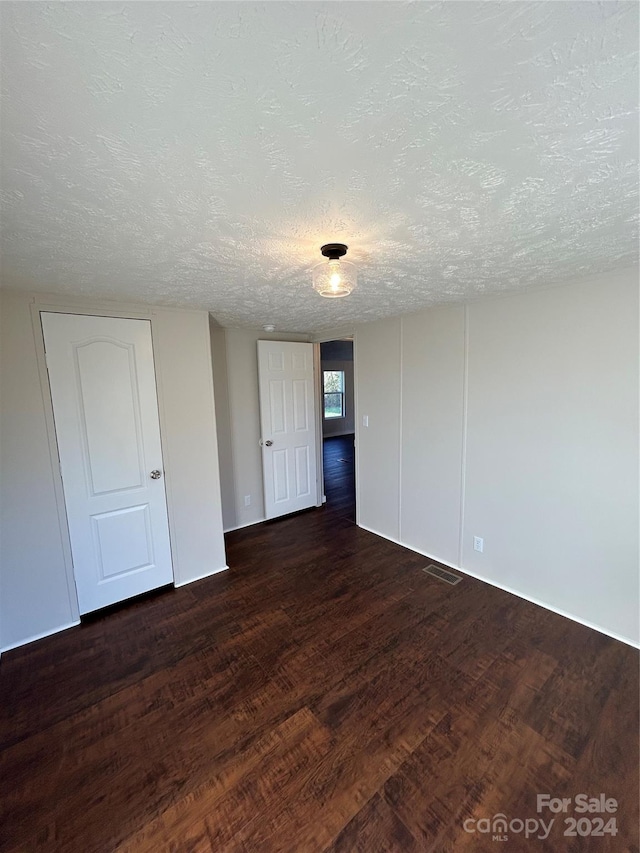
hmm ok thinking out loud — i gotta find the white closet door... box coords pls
[41,312,173,614]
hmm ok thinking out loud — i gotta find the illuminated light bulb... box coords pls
[329,263,342,290]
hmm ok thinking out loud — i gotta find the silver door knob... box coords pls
[150,469,162,479]
[264,440,273,447]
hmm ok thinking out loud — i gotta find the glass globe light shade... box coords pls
[312,258,357,298]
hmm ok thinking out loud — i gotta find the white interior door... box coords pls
[41,312,173,614]
[257,340,318,519]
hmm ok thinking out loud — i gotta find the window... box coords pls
[323,370,345,419]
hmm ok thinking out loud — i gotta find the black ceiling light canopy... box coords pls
[320,243,348,260]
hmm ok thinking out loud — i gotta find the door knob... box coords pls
[264,440,273,447]
[150,469,162,479]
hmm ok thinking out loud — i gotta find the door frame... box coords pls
[312,331,356,513]
[29,295,179,620]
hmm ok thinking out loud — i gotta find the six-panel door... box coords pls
[257,340,318,519]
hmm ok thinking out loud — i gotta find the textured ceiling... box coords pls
[1,2,638,332]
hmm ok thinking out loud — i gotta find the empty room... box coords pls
[0,2,638,851]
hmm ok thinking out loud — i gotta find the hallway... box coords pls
[322,434,355,523]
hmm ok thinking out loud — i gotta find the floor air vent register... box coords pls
[422,564,463,585]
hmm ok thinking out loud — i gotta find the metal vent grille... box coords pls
[422,564,463,585]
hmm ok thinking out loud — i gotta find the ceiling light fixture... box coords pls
[312,243,357,298]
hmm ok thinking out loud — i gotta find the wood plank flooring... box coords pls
[322,434,355,523]
[1,504,638,852]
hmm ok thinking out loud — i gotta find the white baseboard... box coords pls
[1,620,81,654]
[357,523,640,650]
[2,566,231,651]
[223,518,267,533]
[174,565,229,588]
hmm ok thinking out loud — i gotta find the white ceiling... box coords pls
[1,2,638,333]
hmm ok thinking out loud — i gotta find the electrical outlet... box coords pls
[362,415,369,427]
[244,495,251,507]
[473,536,484,553]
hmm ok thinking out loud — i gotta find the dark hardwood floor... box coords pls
[322,434,355,523]
[1,503,638,852]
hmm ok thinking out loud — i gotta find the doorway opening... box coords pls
[319,339,355,522]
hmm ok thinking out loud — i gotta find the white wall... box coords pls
[462,277,638,644]
[210,327,310,531]
[0,290,227,651]
[356,317,402,540]
[210,322,237,532]
[355,269,639,647]
[152,308,227,587]
[400,305,465,566]
[1,292,77,647]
